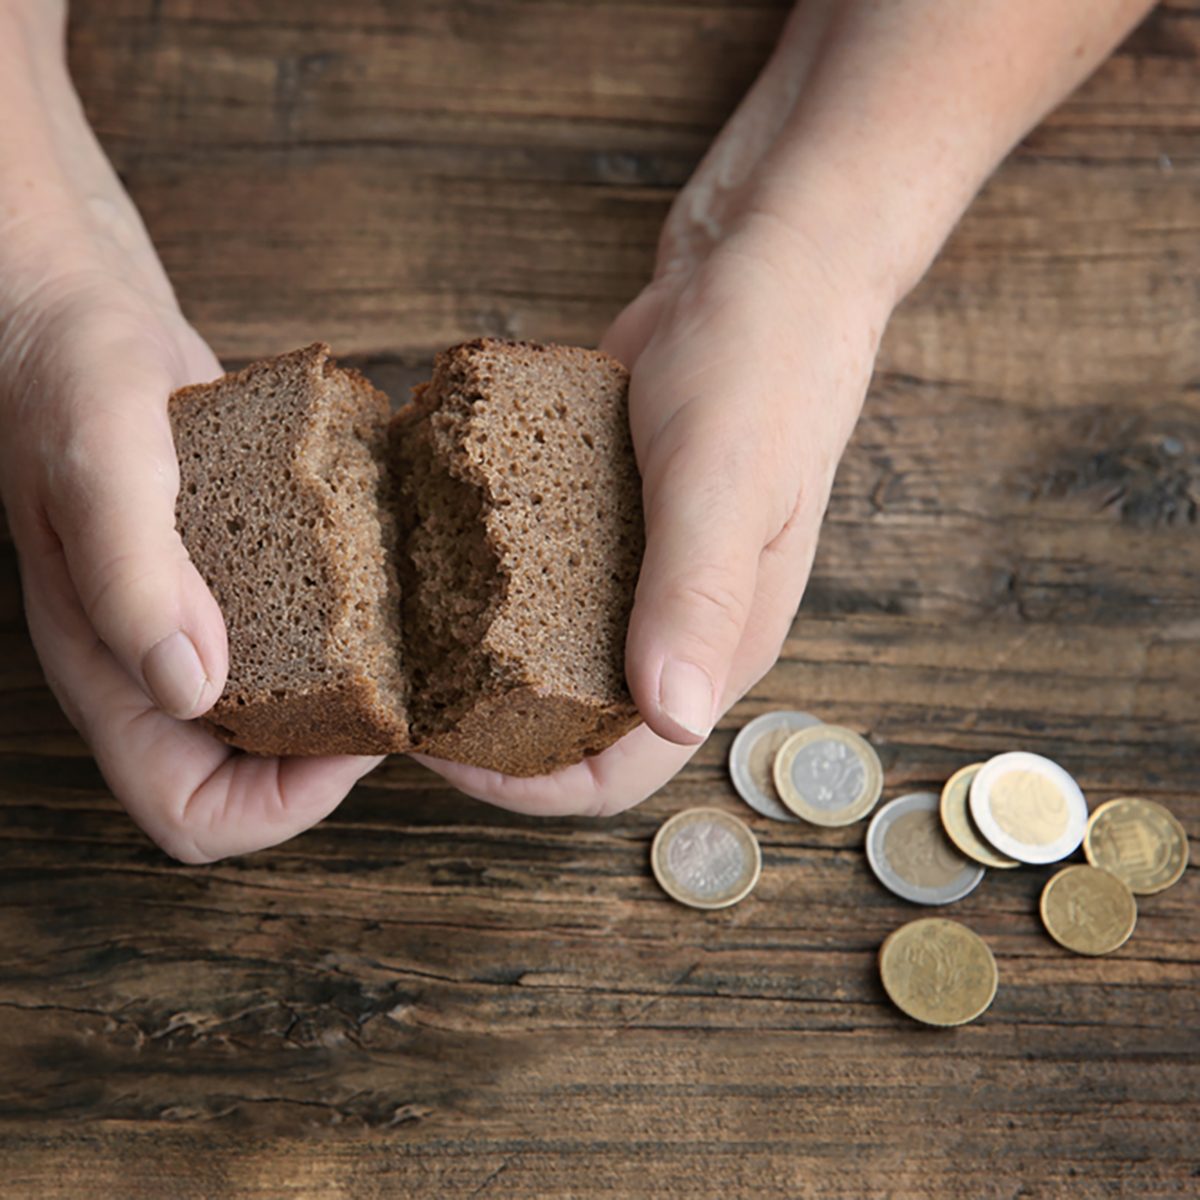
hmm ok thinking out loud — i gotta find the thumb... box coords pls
[42,351,228,719]
[625,387,766,746]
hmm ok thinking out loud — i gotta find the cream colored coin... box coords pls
[939,763,1020,870]
[1084,797,1189,895]
[969,752,1088,864]
[651,808,762,910]
[772,724,883,827]
[1040,864,1137,955]
[728,710,822,822]
[866,792,986,905]
[878,918,999,1027]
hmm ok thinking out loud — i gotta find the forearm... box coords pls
[0,0,169,322]
[665,0,1156,306]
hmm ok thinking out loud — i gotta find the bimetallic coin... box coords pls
[773,724,884,827]
[1084,797,1189,895]
[878,918,998,1027]
[728,710,823,822]
[866,792,986,905]
[1040,864,1137,956]
[939,763,1020,870]
[651,808,762,910]
[969,752,1088,865]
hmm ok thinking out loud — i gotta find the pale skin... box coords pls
[0,0,1156,860]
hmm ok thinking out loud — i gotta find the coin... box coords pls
[1084,797,1189,895]
[878,918,998,1026]
[939,763,1020,870]
[1040,864,1137,955]
[968,751,1088,864]
[728,710,823,822]
[772,724,883,826]
[651,808,762,910]
[866,792,986,905]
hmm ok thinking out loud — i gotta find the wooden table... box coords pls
[2,3,1197,1195]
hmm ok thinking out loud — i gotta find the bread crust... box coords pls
[415,684,642,777]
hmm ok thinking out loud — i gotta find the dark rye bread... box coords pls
[170,345,411,755]
[391,339,644,775]
[170,338,644,775]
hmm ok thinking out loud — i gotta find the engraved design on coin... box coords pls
[900,934,966,1004]
[885,810,965,889]
[1085,798,1189,894]
[666,820,744,900]
[988,770,1068,842]
[788,741,866,813]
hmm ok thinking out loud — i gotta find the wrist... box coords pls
[742,134,974,317]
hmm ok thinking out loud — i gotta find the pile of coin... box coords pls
[649,710,1190,1028]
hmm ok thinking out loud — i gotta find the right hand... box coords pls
[0,219,384,862]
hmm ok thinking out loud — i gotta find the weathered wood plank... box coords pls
[0,0,1197,1195]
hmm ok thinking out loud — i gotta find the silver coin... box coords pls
[728,710,823,821]
[866,792,986,906]
[651,808,762,910]
[773,724,884,826]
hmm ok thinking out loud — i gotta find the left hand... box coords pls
[417,206,891,816]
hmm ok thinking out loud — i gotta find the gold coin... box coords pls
[1039,864,1137,956]
[878,918,998,1027]
[650,808,762,910]
[772,724,883,827]
[939,764,1020,870]
[1084,797,1189,895]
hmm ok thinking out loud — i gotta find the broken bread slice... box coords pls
[170,338,644,776]
[391,339,644,776]
[170,344,411,755]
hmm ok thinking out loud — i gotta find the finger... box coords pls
[625,373,772,746]
[21,540,379,862]
[412,723,699,819]
[40,351,228,719]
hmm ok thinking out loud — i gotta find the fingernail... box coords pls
[142,631,208,718]
[658,659,716,739]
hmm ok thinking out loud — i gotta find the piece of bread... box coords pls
[170,344,412,755]
[391,339,644,774]
[169,338,644,775]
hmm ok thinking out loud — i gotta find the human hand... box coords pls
[416,207,890,815]
[0,4,384,861]
[417,0,1155,818]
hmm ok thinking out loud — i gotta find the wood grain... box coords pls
[2,1,1198,1196]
